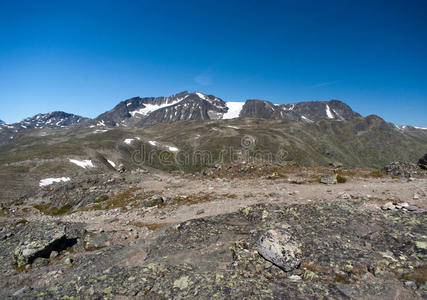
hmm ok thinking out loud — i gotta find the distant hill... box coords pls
[0,111,89,133]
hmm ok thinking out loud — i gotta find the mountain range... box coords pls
[0,91,367,131]
[1,91,426,201]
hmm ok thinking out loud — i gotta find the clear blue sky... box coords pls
[0,0,426,126]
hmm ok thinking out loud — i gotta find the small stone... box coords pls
[13,286,29,296]
[381,202,395,210]
[196,209,205,215]
[50,251,59,258]
[32,257,49,268]
[290,178,305,184]
[339,193,351,200]
[406,205,418,211]
[288,274,301,281]
[173,276,190,290]
[413,193,420,200]
[64,257,73,264]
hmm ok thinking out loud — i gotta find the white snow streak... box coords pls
[301,115,313,123]
[325,104,334,119]
[148,140,179,152]
[129,95,188,117]
[39,177,70,187]
[195,92,207,100]
[69,159,94,168]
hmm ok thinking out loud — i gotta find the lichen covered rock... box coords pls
[11,223,66,267]
[257,229,301,271]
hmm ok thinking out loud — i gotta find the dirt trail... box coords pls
[14,175,426,239]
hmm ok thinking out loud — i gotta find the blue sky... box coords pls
[0,0,426,126]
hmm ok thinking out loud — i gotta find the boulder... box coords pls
[144,195,165,207]
[320,174,337,184]
[11,223,66,267]
[257,229,301,271]
[381,161,421,178]
[84,232,109,251]
[419,154,427,170]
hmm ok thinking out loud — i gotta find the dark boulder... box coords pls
[418,154,427,170]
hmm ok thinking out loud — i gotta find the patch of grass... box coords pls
[94,195,109,203]
[14,219,28,227]
[368,170,384,178]
[33,203,72,216]
[0,207,9,216]
[336,169,356,177]
[223,193,237,199]
[172,193,216,206]
[83,187,143,211]
[269,167,279,173]
[337,175,347,183]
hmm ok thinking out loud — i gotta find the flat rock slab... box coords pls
[11,223,66,267]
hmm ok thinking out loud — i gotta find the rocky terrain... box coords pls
[0,162,426,299]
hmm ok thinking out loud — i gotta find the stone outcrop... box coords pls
[11,223,66,267]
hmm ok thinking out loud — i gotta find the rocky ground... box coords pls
[0,165,426,299]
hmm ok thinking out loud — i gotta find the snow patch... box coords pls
[414,126,427,130]
[107,160,116,167]
[124,138,135,145]
[93,129,108,134]
[129,95,188,117]
[69,159,94,168]
[195,92,207,100]
[325,105,334,119]
[40,177,70,187]
[148,140,179,152]
[223,102,244,119]
[285,104,295,111]
[301,115,313,123]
